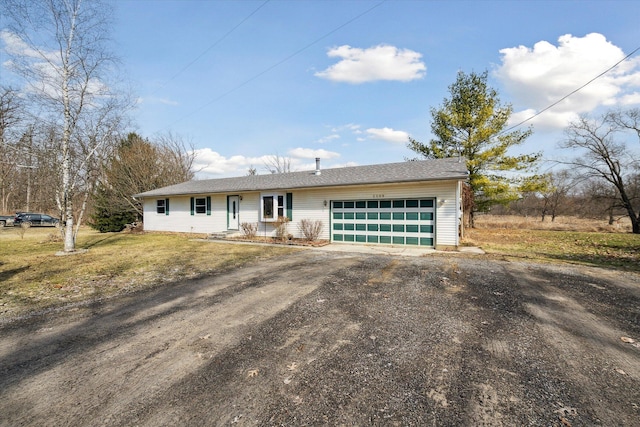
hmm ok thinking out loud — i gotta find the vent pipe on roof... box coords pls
[315,157,321,175]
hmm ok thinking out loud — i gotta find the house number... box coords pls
[372,194,385,198]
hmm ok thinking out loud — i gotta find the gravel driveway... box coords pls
[1,250,639,426]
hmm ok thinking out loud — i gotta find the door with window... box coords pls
[228,195,240,230]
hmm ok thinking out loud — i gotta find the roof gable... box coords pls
[135,157,468,198]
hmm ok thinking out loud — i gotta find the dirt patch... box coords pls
[227,236,331,247]
[1,251,639,426]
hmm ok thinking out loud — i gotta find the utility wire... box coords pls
[166,0,387,128]
[501,45,640,135]
[149,0,271,97]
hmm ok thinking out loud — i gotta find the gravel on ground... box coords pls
[1,250,638,426]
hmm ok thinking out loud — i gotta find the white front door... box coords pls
[228,196,240,230]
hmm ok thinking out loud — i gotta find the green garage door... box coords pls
[331,199,435,247]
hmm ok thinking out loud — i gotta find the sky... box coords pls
[3,0,640,178]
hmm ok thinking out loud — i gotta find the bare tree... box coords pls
[263,153,292,174]
[559,111,640,233]
[0,87,24,212]
[539,170,576,222]
[3,0,131,251]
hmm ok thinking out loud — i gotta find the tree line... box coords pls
[0,0,194,251]
[0,85,194,232]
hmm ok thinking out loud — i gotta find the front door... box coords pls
[228,195,240,230]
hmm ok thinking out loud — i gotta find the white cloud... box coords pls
[331,123,361,133]
[192,147,342,178]
[192,148,271,176]
[288,147,340,159]
[1,29,111,102]
[315,134,340,144]
[508,108,579,132]
[619,92,640,105]
[1,30,58,62]
[496,33,640,130]
[315,44,426,84]
[365,127,409,144]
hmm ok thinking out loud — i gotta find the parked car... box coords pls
[0,215,14,227]
[13,212,60,227]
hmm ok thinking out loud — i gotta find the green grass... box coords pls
[0,227,295,316]
[466,228,640,271]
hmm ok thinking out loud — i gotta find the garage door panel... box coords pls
[331,198,435,247]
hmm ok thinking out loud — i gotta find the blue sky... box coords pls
[5,1,640,177]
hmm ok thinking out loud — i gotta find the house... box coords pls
[134,157,468,249]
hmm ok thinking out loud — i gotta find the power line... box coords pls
[166,0,387,129]
[149,0,271,97]
[502,45,640,135]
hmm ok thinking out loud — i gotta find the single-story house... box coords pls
[134,157,468,249]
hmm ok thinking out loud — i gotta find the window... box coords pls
[195,197,206,214]
[190,196,211,215]
[263,196,274,220]
[277,195,284,218]
[261,193,292,222]
[156,199,166,214]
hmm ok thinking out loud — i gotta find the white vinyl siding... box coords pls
[140,180,461,247]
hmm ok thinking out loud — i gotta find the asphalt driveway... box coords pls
[1,250,638,426]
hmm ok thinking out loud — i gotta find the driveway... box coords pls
[1,250,638,426]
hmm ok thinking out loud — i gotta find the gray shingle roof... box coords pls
[134,157,468,198]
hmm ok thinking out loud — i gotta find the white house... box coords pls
[134,157,468,249]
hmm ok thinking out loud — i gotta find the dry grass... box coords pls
[0,227,295,317]
[473,214,633,233]
[464,215,640,271]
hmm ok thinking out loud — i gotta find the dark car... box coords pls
[13,212,60,227]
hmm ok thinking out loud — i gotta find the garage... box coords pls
[331,198,435,246]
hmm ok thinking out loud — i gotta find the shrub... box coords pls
[298,219,323,241]
[240,222,258,239]
[274,216,290,241]
[17,222,30,239]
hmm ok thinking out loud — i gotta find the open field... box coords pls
[465,215,640,272]
[0,227,295,318]
[473,213,633,233]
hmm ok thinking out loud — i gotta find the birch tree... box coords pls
[2,0,129,251]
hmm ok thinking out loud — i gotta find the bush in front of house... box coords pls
[274,216,291,241]
[240,222,258,239]
[298,219,323,241]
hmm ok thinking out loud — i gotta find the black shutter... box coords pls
[286,192,293,221]
[206,196,211,215]
[165,198,170,215]
[190,197,195,215]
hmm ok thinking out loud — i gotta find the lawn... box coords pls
[2,216,638,317]
[465,215,640,271]
[0,227,295,317]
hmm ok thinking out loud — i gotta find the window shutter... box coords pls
[206,196,211,215]
[165,198,170,215]
[286,192,293,221]
[190,197,195,215]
